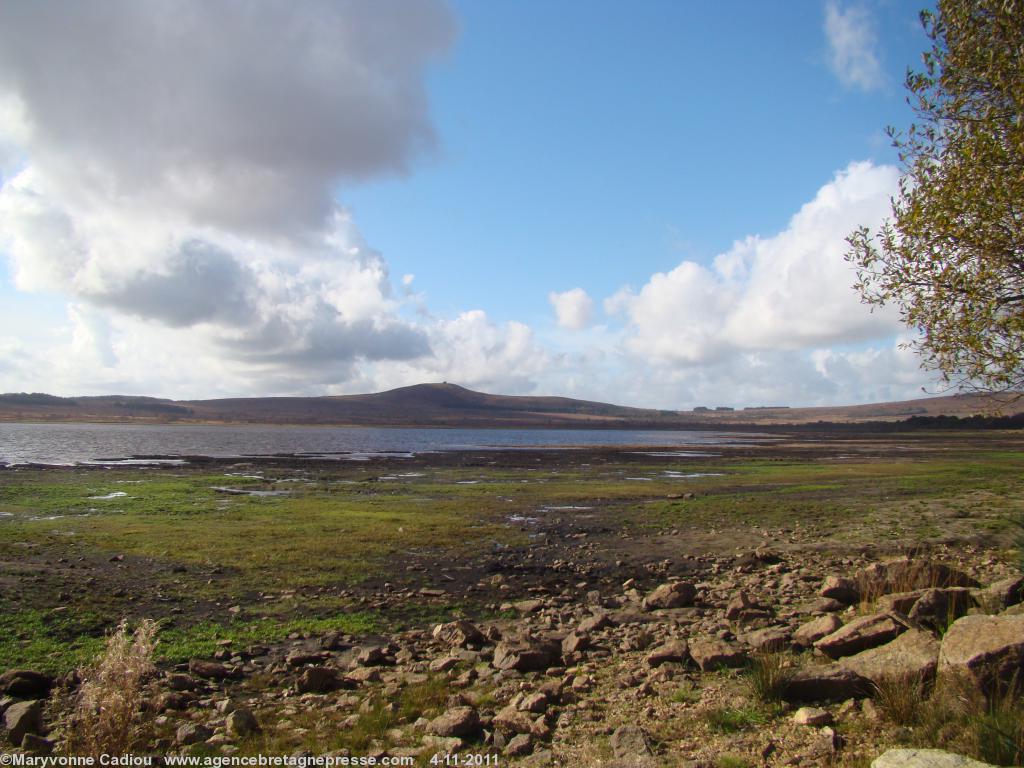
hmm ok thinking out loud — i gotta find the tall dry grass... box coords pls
[63,619,158,758]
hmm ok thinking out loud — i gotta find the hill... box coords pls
[0,383,1018,428]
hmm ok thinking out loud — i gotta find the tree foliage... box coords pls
[845,0,1024,395]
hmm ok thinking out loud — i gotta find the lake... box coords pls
[0,422,772,465]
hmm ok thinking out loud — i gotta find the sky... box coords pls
[0,0,942,409]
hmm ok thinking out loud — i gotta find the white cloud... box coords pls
[0,1,456,390]
[549,288,594,330]
[825,1,884,91]
[608,161,903,370]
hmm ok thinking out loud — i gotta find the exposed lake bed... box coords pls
[2,429,1023,764]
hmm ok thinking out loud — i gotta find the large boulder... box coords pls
[871,748,997,767]
[938,614,1024,692]
[783,665,871,703]
[642,581,696,610]
[4,700,43,746]
[839,629,940,686]
[188,659,232,680]
[295,666,349,694]
[0,670,54,699]
[814,612,907,659]
[973,576,1024,611]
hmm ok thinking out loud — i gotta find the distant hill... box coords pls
[0,383,1019,429]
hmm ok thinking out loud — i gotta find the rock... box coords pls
[642,581,696,610]
[857,559,978,596]
[318,632,351,651]
[814,612,907,659]
[974,575,1024,609]
[4,700,43,746]
[820,575,860,605]
[938,614,1024,692]
[176,723,213,746]
[225,708,261,738]
[908,588,976,630]
[295,666,345,694]
[609,725,653,760]
[514,599,545,614]
[492,704,535,735]
[285,651,328,667]
[645,640,690,667]
[688,637,747,671]
[793,706,833,726]
[517,692,548,713]
[504,733,533,757]
[725,591,770,621]
[166,673,198,691]
[0,670,54,699]
[492,639,560,672]
[741,626,791,652]
[794,615,843,648]
[432,620,487,649]
[561,632,590,655]
[355,646,393,667]
[578,613,614,634]
[876,590,927,614]
[871,748,997,767]
[20,733,53,754]
[840,629,940,686]
[428,657,460,673]
[157,692,195,712]
[427,706,480,739]
[422,735,464,753]
[783,665,871,703]
[188,659,231,680]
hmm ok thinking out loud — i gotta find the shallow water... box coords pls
[0,421,773,465]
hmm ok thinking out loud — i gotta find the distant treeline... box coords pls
[0,392,76,406]
[793,412,1024,432]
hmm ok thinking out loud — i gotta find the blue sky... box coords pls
[0,1,941,407]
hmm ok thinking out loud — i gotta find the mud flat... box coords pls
[1,430,1022,764]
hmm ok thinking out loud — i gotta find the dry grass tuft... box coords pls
[745,650,792,704]
[64,619,158,758]
[872,672,929,726]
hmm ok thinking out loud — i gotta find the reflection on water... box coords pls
[0,421,775,465]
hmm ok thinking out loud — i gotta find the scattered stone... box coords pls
[504,733,533,757]
[4,700,43,746]
[428,657,460,673]
[814,612,907,659]
[642,581,696,610]
[492,639,560,672]
[840,629,940,686]
[908,588,976,630]
[285,651,328,667]
[295,666,345,694]
[609,724,653,760]
[561,632,590,655]
[355,646,393,667]
[688,637,746,671]
[517,692,548,713]
[871,748,997,767]
[176,723,213,746]
[793,706,833,726]
[427,706,480,739]
[225,708,261,738]
[188,659,231,680]
[0,670,54,699]
[432,620,487,649]
[857,559,978,595]
[938,614,1024,692]
[20,733,53,754]
[783,665,871,703]
[794,615,843,648]
[820,575,860,605]
[645,640,690,667]
[578,613,614,634]
[725,590,770,621]
[741,626,791,652]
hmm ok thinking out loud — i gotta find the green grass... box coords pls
[705,705,769,733]
[3,445,1023,675]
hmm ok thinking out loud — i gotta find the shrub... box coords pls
[872,672,929,726]
[64,619,158,758]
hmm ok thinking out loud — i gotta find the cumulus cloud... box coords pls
[608,161,903,369]
[0,0,456,389]
[549,288,594,330]
[824,1,884,91]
